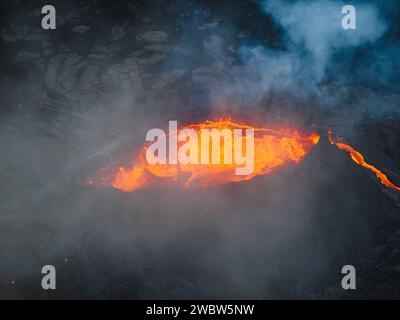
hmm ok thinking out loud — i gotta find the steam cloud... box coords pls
[211,0,393,113]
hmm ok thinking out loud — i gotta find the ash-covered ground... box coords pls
[0,0,400,299]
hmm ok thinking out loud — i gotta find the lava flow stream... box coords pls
[328,131,400,191]
[88,120,320,192]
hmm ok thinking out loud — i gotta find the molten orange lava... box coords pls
[328,131,400,191]
[88,120,320,192]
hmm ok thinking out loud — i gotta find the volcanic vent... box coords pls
[87,118,400,194]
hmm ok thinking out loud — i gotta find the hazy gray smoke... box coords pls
[261,0,387,81]
[202,0,392,115]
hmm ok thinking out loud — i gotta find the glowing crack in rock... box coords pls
[328,131,400,191]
